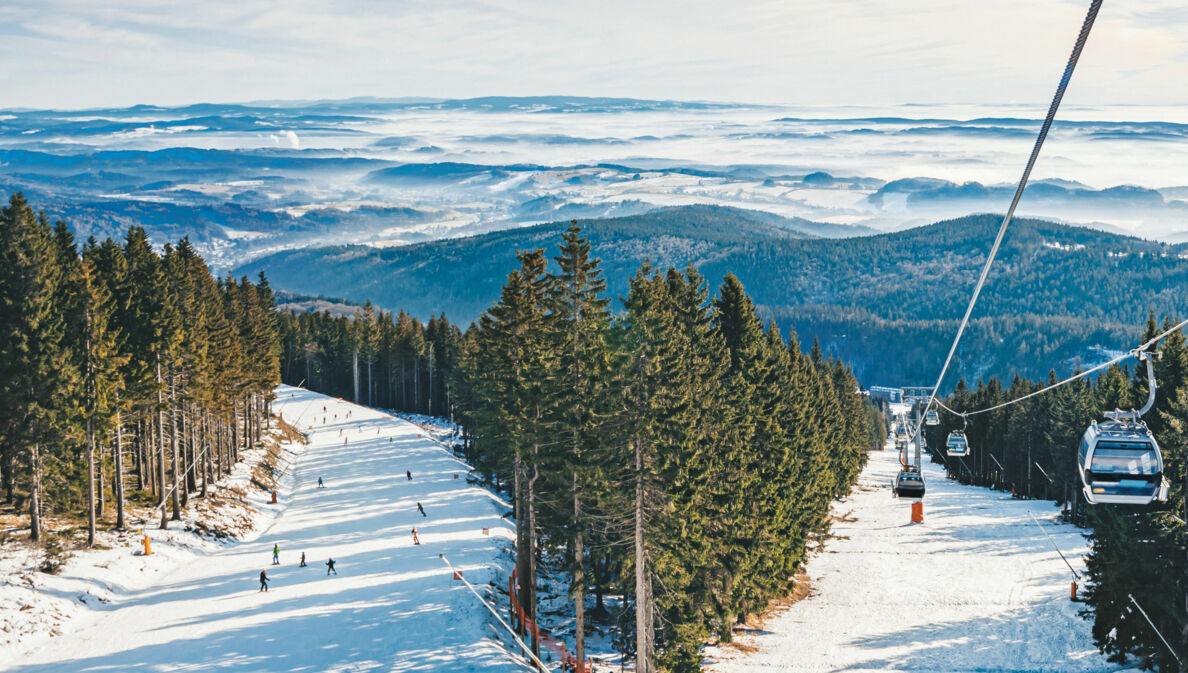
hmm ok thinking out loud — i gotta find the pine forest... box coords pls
[276,224,885,670]
[0,193,282,548]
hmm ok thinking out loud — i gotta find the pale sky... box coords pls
[2,0,1186,110]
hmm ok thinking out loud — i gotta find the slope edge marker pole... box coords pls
[440,554,554,672]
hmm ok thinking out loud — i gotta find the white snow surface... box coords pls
[703,446,1127,673]
[3,385,525,673]
[1,415,302,658]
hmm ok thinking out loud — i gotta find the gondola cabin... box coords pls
[946,430,969,457]
[893,467,925,500]
[1078,419,1168,505]
[925,410,940,425]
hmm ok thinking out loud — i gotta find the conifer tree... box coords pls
[0,195,81,541]
[547,223,612,663]
[78,249,127,546]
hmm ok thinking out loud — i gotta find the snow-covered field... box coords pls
[3,385,525,673]
[704,446,1126,673]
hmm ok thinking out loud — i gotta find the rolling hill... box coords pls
[234,205,1188,385]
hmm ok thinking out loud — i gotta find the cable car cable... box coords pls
[911,0,1103,454]
[927,316,1188,420]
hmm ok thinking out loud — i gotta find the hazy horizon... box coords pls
[4,1,1188,110]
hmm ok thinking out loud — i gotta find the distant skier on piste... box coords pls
[259,570,269,592]
[406,470,412,480]
[411,527,420,545]
[272,544,280,565]
[300,552,307,567]
[417,502,426,517]
[326,558,337,575]
[317,476,324,488]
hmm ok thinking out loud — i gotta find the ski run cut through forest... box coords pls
[2,387,523,673]
[2,392,1127,673]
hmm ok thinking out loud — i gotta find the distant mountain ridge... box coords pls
[233,206,1188,385]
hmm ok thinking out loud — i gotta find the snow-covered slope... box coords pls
[704,446,1126,673]
[5,385,525,673]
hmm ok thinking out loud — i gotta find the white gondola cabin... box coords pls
[1078,419,1168,505]
[946,430,969,457]
[924,410,940,425]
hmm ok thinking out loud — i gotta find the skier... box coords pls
[259,569,269,592]
[417,502,426,517]
[406,470,412,481]
[411,528,420,545]
[300,552,307,568]
[326,558,337,575]
[317,477,324,489]
[272,544,280,565]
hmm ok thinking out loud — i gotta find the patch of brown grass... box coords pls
[274,417,306,444]
[828,511,858,523]
[718,639,760,653]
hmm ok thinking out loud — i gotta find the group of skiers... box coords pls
[260,403,436,593]
[260,462,429,592]
[259,544,337,591]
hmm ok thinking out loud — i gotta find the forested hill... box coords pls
[235,206,1188,385]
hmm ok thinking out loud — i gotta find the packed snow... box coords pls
[703,443,1127,673]
[0,418,302,656]
[3,385,528,673]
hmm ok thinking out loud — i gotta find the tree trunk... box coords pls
[414,357,421,414]
[87,409,97,547]
[353,350,359,404]
[573,473,585,666]
[170,366,181,521]
[514,451,530,631]
[29,443,43,543]
[527,458,540,658]
[115,403,126,531]
[157,358,169,530]
[634,436,652,673]
[2,452,14,504]
[97,443,106,517]
[201,413,210,498]
[135,415,145,491]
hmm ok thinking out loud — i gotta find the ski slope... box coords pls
[704,445,1127,673]
[5,385,524,673]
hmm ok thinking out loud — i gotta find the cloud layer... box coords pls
[3,1,1188,109]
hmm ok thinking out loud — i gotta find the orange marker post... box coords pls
[141,530,151,555]
[911,502,924,523]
